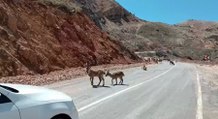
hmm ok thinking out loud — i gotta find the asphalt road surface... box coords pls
[46,62,202,119]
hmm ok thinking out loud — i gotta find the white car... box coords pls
[0,83,79,119]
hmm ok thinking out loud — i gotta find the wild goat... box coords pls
[105,70,124,85]
[86,63,105,86]
[169,60,175,65]
[142,65,147,71]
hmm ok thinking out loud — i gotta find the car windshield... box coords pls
[0,85,19,93]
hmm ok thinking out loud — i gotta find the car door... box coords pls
[0,93,20,119]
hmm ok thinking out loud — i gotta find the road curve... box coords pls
[46,62,199,119]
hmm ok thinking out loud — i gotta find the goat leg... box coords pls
[102,77,105,86]
[111,79,114,85]
[90,77,94,85]
[119,77,123,84]
[97,77,101,86]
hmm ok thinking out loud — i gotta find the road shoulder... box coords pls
[196,65,218,119]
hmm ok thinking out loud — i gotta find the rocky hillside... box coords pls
[172,20,218,60]
[1,0,218,78]
[137,20,218,60]
[76,0,218,61]
[75,0,147,51]
[75,0,139,27]
[0,0,139,77]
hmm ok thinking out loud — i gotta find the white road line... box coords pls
[196,70,203,119]
[78,66,175,112]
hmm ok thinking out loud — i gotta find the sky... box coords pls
[115,0,218,24]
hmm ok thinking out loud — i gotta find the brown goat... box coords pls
[142,65,147,71]
[169,60,175,65]
[86,63,105,86]
[105,70,124,85]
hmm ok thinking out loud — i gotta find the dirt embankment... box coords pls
[0,0,140,77]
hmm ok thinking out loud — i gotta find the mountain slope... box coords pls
[76,0,218,61]
[75,0,149,52]
[0,0,139,77]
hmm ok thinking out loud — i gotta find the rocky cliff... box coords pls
[0,0,139,77]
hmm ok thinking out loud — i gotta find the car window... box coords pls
[0,85,19,93]
[0,93,11,104]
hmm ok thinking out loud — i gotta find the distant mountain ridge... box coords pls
[75,0,218,61]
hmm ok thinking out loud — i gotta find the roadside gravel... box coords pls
[197,65,218,119]
[0,63,146,86]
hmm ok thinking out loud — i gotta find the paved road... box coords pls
[46,62,200,119]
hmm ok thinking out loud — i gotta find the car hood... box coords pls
[1,84,72,103]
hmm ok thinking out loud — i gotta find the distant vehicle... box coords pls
[0,83,79,119]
